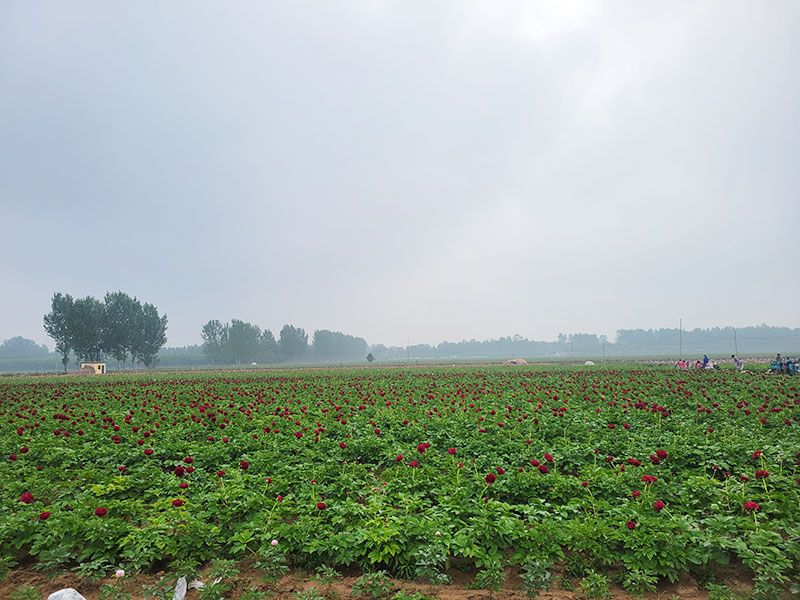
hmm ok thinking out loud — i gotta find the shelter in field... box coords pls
[79,362,106,375]
[506,358,528,365]
[584,361,596,366]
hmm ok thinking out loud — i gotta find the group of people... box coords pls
[676,354,720,370]
[676,353,797,375]
[770,353,798,375]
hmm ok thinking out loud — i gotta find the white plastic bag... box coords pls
[48,590,87,600]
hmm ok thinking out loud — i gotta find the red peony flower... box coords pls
[409,460,420,468]
[496,467,505,475]
[179,482,189,489]
[240,460,250,470]
[448,447,457,455]
[19,446,29,453]
[641,475,657,484]
[627,458,642,466]
[95,507,108,517]
[339,442,347,449]
[653,500,666,511]
[631,490,641,498]
[144,448,154,456]
[417,443,428,454]
[38,511,51,520]
[183,456,194,464]
[485,472,497,484]
[655,449,668,460]
[754,469,769,479]
[581,481,589,487]
[538,465,550,474]
[172,499,185,507]
[743,501,760,512]
[544,453,554,463]
[216,470,225,477]
[19,491,35,504]
[626,521,637,529]
[316,502,327,510]
[174,466,185,477]
[395,454,404,462]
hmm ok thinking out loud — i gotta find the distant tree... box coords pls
[132,303,168,368]
[201,319,226,364]
[43,292,75,372]
[103,291,136,368]
[0,337,50,358]
[227,319,262,364]
[70,296,106,363]
[278,324,308,362]
[260,329,279,363]
[366,352,374,363]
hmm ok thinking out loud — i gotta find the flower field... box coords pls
[1,366,799,597]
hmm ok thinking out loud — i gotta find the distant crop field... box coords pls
[1,366,798,598]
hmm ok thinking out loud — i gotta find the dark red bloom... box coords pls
[409,460,420,468]
[395,454,404,462]
[641,475,657,484]
[653,500,666,511]
[655,449,668,460]
[544,453,554,463]
[19,446,29,453]
[183,456,194,464]
[179,482,189,489]
[417,443,428,454]
[485,472,496,484]
[316,502,327,510]
[144,448,154,456]
[538,464,550,474]
[448,447,457,455]
[631,490,641,498]
[627,458,642,466]
[38,511,51,520]
[496,467,505,475]
[754,469,769,479]
[172,499,185,507]
[581,481,589,487]
[19,491,35,504]
[339,442,347,449]
[240,460,250,470]
[216,470,225,477]
[743,501,760,512]
[95,507,108,517]
[173,466,185,477]
[626,521,637,529]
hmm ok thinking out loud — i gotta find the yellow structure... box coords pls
[79,362,106,375]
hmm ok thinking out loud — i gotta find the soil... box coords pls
[0,565,755,600]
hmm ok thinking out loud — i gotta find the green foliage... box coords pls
[198,559,240,600]
[141,575,178,600]
[520,559,553,598]
[469,556,504,591]
[8,586,41,600]
[294,588,327,600]
[391,592,435,600]
[579,570,610,600]
[413,544,450,585]
[705,582,744,600]
[315,564,342,584]
[621,568,658,596]
[73,557,113,582]
[351,571,394,599]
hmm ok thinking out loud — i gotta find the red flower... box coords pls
[631,490,641,498]
[496,467,505,475]
[339,442,347,449]
[19,491,35,504]
[95,507,108,517]
[653,500,666,511]
[144,448,154,456]
[530,459,540,467]
[19,446,29,453]
[172,499,185,507]
[448,447,457,455]
[395,454,404,462]
[538,465,550,474]
[183,456,194,464]
[316,502,327,510]
[38,511,51,521]
[544,453,554,463]
[485,472,497,484]
[276,494,283,502]
[8,453,17,461]
[626,521,637,530]
[216,470,225,477]
[655,449,668,460]
[743,501,760,512]
[627,458,642,467]
[751,450,762,459]
[581,481,589,487]
[179,482,189,489]
[174,466,186,477]
[754,469,769,479]
[641,475,657,484]
[417,443,428,454]
[240,460,250,470]
[409,461,420,468]
[118,466,127,473]
[739,475,749,482]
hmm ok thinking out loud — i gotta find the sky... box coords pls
[1,1,799,349]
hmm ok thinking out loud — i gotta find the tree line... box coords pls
[43,291,168,372]
[201,319,368,364]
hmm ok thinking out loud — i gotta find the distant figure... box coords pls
[695,360,703,369]
[702,354,710,369]
[731,354,744,371]
[677,359,688,370]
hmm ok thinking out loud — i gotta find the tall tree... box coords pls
[70,296,105,363]
[43,292,74,372]
[201,319,226,365]
[0,337,50,358]
[278,324,308,362]
[227,319,262,364]
[260,329,278,363]
[132,302,167,368]
[103,291,136,368]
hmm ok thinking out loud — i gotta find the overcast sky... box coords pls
[1,1,798,349]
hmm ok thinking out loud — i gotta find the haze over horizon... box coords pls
[2,1,798,350]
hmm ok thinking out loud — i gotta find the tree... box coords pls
[260,329,278,363]
[44,292,74,372]
[70,296,106,363]
[366,352,374,363]
[227,319,262,364]
[201,320,226,364]
[278,324,308,362]
[103,291,136,368]
[0,337,50,358]
[132,303,168,368]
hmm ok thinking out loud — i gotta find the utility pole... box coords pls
[733,327,738,355]
[679,318,683,359]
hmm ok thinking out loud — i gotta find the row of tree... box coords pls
[43,292,168,371]
[200,319,368,364]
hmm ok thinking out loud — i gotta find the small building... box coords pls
[79,362,106,375]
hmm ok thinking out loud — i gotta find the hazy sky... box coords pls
[2,1,798,349]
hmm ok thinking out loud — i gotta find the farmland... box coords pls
[1,366,798,598]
